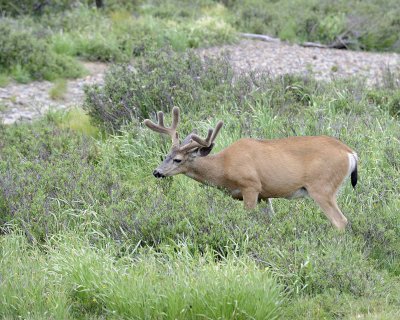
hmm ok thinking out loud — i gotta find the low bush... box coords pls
[0,117,267,253]
[0,19,84,81]
[84,48,242,131]
[228,0,400,51]
[0,0,74,16]
[41,3,236,63]
[0,3,236,81]
[84,49,393,132]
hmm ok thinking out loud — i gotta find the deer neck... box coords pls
[185,154,225,187]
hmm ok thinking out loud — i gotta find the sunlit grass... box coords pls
[0,73,10,87]
[0,232,283,319]
[49,107,101,137]
[49,79,68,100]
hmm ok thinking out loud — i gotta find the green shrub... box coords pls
[0,117,264,253]
[84,49,374,132]
[228,0,400,51]
[0,19,84,81]
[84,48,243,131]
[0,121,112,239]
[45,5,236,61]
[0,0,74,16]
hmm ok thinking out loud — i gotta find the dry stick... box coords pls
[240,32,330,47]
[240,32,355,50]
[301,42,330,48]
[240,33,281,43]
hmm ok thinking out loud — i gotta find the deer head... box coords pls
[144,107,223,178]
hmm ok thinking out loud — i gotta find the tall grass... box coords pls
[0,231,282,319]
[1,52,400,318]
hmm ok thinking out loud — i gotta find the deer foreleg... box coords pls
[242,188,259,210]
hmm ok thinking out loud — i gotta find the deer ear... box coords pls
[198,143,215,157]
[181,130,198,146]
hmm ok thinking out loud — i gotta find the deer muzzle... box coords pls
[153,170,166,178]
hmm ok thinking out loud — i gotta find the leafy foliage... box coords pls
[227,0,400,51]
[84,48,243,130]
[0,19,84,81]
[0,0,73,16]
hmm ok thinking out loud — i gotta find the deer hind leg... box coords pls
[307,188,348,230]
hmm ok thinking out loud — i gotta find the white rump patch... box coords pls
[347,152,358,177]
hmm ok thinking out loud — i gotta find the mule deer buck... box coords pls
[144,107,358,230]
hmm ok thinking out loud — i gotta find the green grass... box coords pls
[49,79,68,100]
[1,52,400,318]
[0,73,10,87]
[0,232,282,319]
[56,107,101,137]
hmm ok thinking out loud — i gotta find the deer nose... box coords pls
[153,170,165,178]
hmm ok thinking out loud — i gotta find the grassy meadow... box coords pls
[1,1,400,319]
[1,53,400,318]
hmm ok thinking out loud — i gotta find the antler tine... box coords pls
[210,120,223,144]
[179,120,224,152]
[171,106,179,130]
[143,106,181,147]
[157,111,165,127]
[191,128,213,147]
[192,121,224,147]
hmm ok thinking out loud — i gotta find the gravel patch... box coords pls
[0,62,106,124]
[199,39,400,84]
[1,40,399,124]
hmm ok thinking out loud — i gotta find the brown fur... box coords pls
[145,108,357,230]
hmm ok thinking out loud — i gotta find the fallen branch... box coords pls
[240,33,281,43]
[301,42,329,48]
[240,32,356,50]
[301,38,357,49]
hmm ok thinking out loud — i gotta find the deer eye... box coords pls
[173,159,182,163]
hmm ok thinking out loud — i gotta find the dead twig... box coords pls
[240,33,281,43]
[240,32,357,50]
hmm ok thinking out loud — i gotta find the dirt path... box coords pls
[0,62,107,124]
[1,39,399,124]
